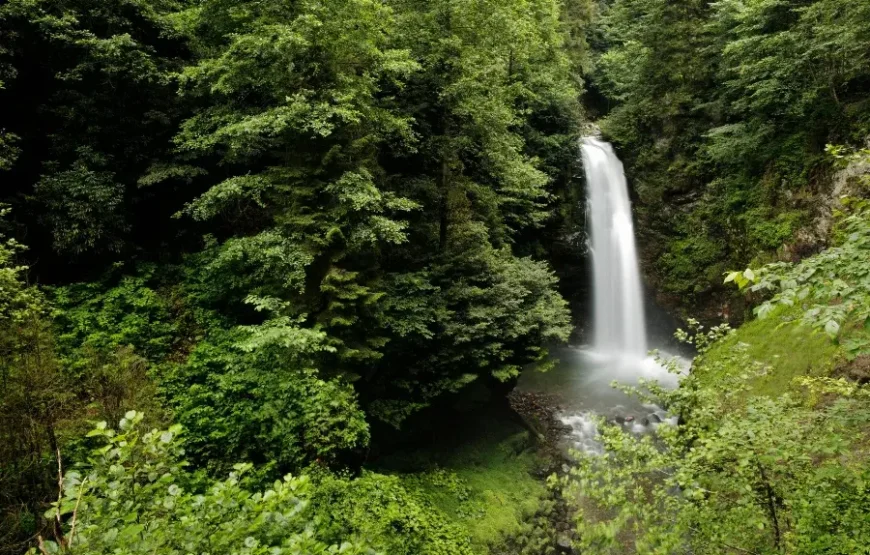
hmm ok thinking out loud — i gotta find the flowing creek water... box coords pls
[518,137,687,454]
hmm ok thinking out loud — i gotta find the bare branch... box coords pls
[68,477,88,547]
[36,535,50,555]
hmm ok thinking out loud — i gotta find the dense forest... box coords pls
[592,0,870,320]
[1,0,869,554]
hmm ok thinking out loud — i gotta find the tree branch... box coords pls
[68,477,88,547]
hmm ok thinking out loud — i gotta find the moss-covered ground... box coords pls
[370,404,550,553]
[698,305,842,396]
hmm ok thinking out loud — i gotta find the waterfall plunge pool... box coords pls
[517,347,688,454]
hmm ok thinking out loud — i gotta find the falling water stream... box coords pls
[583,137,647,359]
[518,137,685,454]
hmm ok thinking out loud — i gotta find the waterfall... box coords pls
[516,139,684,454]
[582,137,647,359]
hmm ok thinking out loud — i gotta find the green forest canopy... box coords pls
[2,0,870,553]
[0,0,587,551]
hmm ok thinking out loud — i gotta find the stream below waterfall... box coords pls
[516,348,686,454]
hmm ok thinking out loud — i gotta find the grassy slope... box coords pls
[371,408,548,553]
[698,305,841,396]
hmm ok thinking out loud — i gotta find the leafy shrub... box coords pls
[742,195,870,357]
[744,207,803,252]
[311,471,475,555]
[0,215,66,551]
[33,412,368,555]
[51,273,177,373]
[0,215,168,551]
[560,325,870,554]
[0,216,43,322]
[159,323,369,473]
[658,233,725,295]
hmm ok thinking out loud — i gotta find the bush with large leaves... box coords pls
[561,327,870,554]
[33,412,368,555]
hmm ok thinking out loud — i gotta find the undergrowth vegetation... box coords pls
[562,190,870,554]
[374,414,549,552]
[3,0,870,553]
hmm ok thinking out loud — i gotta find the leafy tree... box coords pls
[165,0,577,426]
[591,0,870,309]
[0,0,188,265]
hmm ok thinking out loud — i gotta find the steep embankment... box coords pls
[701,150,870,389]
[697,305,840,395]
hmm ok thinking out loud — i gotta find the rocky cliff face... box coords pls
[802,153,870,249]
[635,142,870,331]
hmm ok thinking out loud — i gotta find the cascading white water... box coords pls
[517,139,686,453]
[582,137,647,359]
[517,144,684,452]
